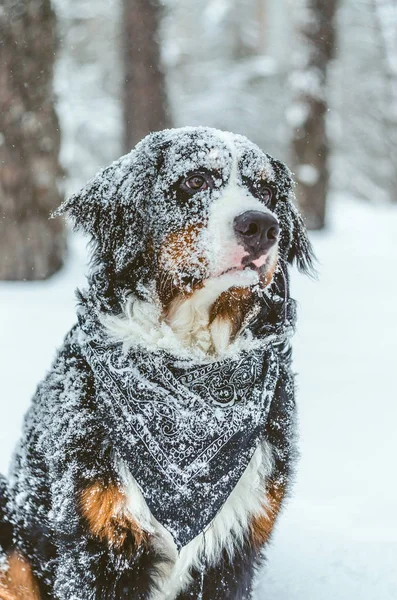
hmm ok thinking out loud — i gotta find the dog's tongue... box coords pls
[252,254,268,268]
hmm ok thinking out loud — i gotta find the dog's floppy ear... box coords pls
[53,159,126,248]
[287,202,316,276]
[269,157,316,277]
[52,152,151,275]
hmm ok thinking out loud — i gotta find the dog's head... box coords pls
[56,127,314,353]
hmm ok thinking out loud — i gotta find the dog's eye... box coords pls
[188,175,206,190]
[256,184,272,204]
[181,173,208,193]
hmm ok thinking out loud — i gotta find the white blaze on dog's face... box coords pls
[158,130,281,354]
[201,136,279,281]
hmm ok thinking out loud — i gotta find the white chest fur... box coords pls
[117,440,274,599]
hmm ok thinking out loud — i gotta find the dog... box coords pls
[0,127,314,600]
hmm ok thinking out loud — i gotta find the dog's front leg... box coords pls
[52,469,165,600]
[47,425,165,600]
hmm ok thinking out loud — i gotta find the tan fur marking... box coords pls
[250,482,285,549]
[80,482,148,549]
[158,224,205,308]
[0,552,40,600]
[209,286,253,341]
[160,224,204,271]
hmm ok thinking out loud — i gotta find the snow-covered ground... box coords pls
[1,197,396,598]
[255,197,397,599]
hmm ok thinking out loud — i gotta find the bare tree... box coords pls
[122,0,170,151]
[0,0,65,280]
[290,0,339,229]
[372,0,397,201]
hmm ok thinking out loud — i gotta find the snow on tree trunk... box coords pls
[0,0,65,280]
[122,0,170,151]
[372,0,397,202]
[289,0,339,230]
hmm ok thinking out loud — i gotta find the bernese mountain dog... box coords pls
[0,127,314,600]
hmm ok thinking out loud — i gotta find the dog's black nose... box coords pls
[233,211,279,255]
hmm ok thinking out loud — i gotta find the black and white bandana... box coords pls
[76,300,295,549]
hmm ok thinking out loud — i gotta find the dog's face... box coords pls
[57,127,313,349]
[155,130,282,305]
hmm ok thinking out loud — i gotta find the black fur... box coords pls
[0,476,12,556]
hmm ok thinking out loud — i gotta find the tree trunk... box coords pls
[122,0,170,151]
[290,0,339,230]
[0,0,65,280]
[372,0,397,202]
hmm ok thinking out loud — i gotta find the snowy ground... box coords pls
[1,197,396,598]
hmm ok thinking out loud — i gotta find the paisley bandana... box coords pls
[76,301,295,549]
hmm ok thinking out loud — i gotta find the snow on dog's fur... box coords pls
[0,127,314,600]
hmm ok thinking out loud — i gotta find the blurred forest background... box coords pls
[1,0,397,279]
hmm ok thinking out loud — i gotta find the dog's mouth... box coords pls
[158,240,279,312]
[219,251,272,277]
[172,248,277,291]
[177,251,276,289]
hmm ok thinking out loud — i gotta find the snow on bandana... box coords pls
[76,300,295,549]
